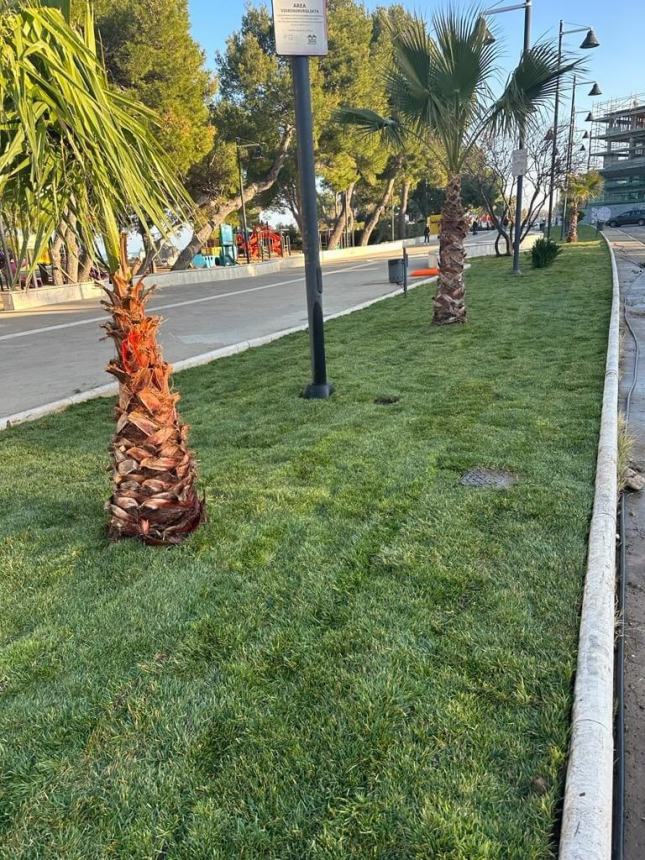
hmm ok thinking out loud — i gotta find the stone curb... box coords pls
[559,233,619,860]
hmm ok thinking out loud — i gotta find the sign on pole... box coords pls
[272,0,328,56]
[511,148,528,178]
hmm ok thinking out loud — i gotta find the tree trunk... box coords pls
[104,235,203,545]
[78,249,93,282]
[399,179,411,240]
[567,201,579,243]
[433,174,468,325]
[327,181,356,251]
[138,225,159,275]
[50,233,65,286]
[65,213,79,283]
[172,126,294,270]
[360,177,395,246]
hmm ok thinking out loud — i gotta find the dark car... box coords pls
[607,208,645,227]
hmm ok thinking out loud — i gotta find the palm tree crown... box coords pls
[566,170,603,243]
[339,10,580,324]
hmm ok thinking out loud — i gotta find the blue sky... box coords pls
[190,0,644,120]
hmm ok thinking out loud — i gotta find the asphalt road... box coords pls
[0,235,495,418]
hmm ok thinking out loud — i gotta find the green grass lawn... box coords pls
[0,238,611,859]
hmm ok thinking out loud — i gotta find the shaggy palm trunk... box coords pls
[567,202,579,243]
[433,174,468,325]
[104,237,203,545]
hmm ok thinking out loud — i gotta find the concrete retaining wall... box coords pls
[0,280,101,311]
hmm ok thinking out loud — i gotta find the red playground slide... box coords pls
[236,225,284,262]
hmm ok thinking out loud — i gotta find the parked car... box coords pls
[607,209,645,227]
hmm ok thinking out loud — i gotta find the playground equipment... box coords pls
[236,224,286,262]
[192,224,237,268]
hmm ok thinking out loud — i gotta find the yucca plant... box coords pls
[531,236,561,268]
[565,170,603,243]
[0,1,203,544]
[338,10,579,324]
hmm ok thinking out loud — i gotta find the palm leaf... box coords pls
[487,43,583,135]
[0,2,192,272]
[334,107,407,149]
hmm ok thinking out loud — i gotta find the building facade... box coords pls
[586,94,645,220]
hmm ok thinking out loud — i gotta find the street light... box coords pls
[236,139,262,264]
[483,0,532,275]
[561,77,602,238]
[546,21,600,238]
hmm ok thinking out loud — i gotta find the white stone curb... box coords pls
[0,276,436,431]
[559,233,619,860]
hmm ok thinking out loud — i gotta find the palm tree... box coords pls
[0,1,203,544]
[565,171,603,243]
[339,10,578,324]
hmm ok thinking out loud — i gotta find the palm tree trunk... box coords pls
[398,179,411,240]
[327,182,356,250]
[104,235,203,545]
[360,177,395,246]
[433,174,468,325]
[567,200,579,243]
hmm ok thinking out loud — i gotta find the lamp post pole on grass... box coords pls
[291,55,332,398]
[483,0,532,275]
[546,20,600,238]
[272,0,332,398]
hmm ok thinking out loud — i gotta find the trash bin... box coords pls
[596,220,605,232]
[388,258,406,284]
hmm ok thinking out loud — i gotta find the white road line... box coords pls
[0,261,379,343]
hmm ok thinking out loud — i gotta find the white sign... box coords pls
[272,0,328,56]
[511,148,528,177]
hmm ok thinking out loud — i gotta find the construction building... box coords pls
[587,93,645,219]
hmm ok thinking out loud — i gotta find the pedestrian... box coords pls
[423,224,430,244]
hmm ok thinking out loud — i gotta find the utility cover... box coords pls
[460,468,517,489]
[272,0,329,56]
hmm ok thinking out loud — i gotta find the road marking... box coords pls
[0,261,379,342]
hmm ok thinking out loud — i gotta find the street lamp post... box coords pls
[236,139,261,265]
[291,55,333,398]
[484,0,532,275]
[271,0,332,398]
[560,77,602,239]
[546,21,600,238]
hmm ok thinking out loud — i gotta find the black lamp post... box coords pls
[546,21,600,238]
[236,139,262,264]
[483,0,532,275]
[561,77,602,238]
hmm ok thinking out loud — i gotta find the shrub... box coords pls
[531,237,561,269]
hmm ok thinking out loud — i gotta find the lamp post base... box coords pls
[303,382,335,399]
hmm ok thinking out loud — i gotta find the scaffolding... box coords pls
[589,93,645,207]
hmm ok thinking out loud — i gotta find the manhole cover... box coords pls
[460,468,516,489]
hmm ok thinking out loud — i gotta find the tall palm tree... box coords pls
[0,1,203,544]
[339,10,579,324]
[565,171,603,243]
